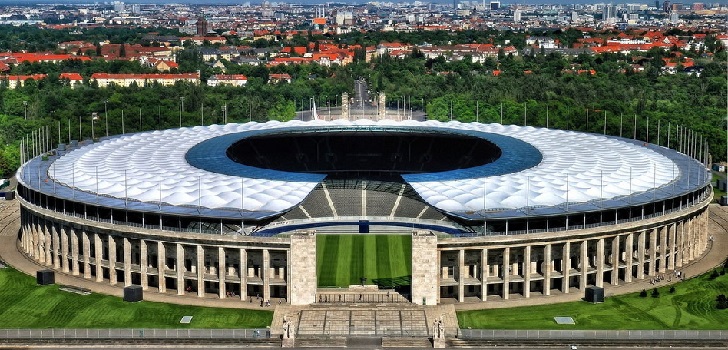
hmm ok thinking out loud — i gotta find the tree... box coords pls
[266,100,295,121]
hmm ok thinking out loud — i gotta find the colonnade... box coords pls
[19,207,290,303]
[435,207,709,302]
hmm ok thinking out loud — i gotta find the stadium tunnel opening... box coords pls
[226,131,502,176]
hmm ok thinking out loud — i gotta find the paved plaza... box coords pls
[296,308,429,337]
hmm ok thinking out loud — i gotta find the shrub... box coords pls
[710,269,720,280]
[640,289,648,298]
[651,288,660,298]
[717,295,728,310]
[669,286,676,294]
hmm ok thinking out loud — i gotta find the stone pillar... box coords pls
[218,247,226,299]
[123,238,132,286]
[668,223,676,271]
[579,240,588,290]
[457,249,465,302]
[676,221,684,268]
[70,229,79,276]
[596,238,604,288]
[196,245,205,298]
[543,244,552,296]
[523,245,531,298]
[60,226,71,273]
[239,248,247,301]
[377,92,386,119]
[341,92,349,120]
[688,217,695,261]
[94,234,103,282]
[286,248,292,302]
[290,231,317,305]
[262,249,270,302]
[140,240,148,290]
[43,223,52,266]
[176,243,184,295]
[562,242,570,293]
[625,233,634,283]
[502,247,510,299]
[82,232,91,279]
[649,228,658,277]
[611,236,620,285]
[32,219,40,262]
[659,225,668,274]
[481,248,488,301]
[52,224,60,269]
[637,231,646,280]
[108,235,117,285]
[158,241,166,293]
[411,231,438,305]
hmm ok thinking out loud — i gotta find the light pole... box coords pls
[91,112,98,140]
[23,100,27,120]
[179,96,184,128]
[104,100,109,137]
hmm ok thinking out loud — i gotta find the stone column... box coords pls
[82,232,91,279]
[290,232,318,305]
[176,243,185,295]
[659,225,668,274]
[59,226,71,273]
[649,228,658,277]
[688,217,695,261]
[579,240,588,290]
[218,247,226,299]
[108,235,117,285]
[625,233,634,283]
[286,248,292,303]
[637,231,646,280]
[140,240,148,290]
[158,241,166,293]
[94,234,103,282]
[668,223,676,271]
[43,223,52,266]
[263,249,270,302]
[562,242,570,293]
[123,238,132,287]
[196,245,205,298]
[481,248,488,301]
[611,236,620,286]
[676,221,684,268]
[239,248,247,301]
[457,249,465,302]
[52,224,60,269]
[502,247,510,300]
[543,244,552,296]
[70,229,79,276]
[596,238,605,288]
[523,245,531,298]
[31,219,39,261]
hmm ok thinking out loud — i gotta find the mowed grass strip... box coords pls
[316,234,412,287]
[457,270,728,330]
[0,267,272,328]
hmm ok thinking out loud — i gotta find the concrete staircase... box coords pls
[382,336,433,348]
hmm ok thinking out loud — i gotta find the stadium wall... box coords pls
[17,190,711,305]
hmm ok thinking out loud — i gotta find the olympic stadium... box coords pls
[15,117,712,305]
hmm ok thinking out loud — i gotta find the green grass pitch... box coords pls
[0,267,272,328]
[316,234,412,287]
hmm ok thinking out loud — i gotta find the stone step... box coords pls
[382,336,433,348]
[294,336,348,347]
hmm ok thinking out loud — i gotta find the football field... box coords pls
[316,234,412,287]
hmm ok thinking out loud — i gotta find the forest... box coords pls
[0,26,725,178]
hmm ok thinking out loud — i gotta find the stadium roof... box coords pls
[17,119,709,221]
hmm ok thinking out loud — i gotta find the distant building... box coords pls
[691,2,704,10]
[662,0,671,13]
[489,0,500,10]
[196,17,208,36]
[513,9,522,22]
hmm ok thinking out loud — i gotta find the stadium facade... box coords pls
[15,120,711,305]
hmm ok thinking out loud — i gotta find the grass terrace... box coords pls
[0,267,272,328]
[458,266,728,330]
[316,234,412,288]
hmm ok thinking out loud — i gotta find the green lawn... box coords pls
[0,267,272,328]
[458,269,728,330]
[316,234,412,287]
